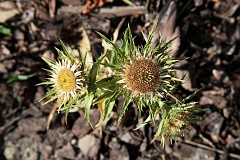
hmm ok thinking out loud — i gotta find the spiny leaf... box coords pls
[43,95,58,105]
[144,23,157,51]
[118,94,132,124]
[36,81,54,86]
[141,30,148,43]
[107,88,122,104]
[59,39,75,62]
[134,114,152,130]
[93,90,115,105]
[96,76,117,89]
[123,26,136,55]
[152,111,170,145]
[38,87,57,102]
[41,56,55,66]
[97,31,126,60]
[65,98,77,122]
[154,37,177,54]
[89,52,108,90]
[170,77,184,82]
[99,100,115,125]
[166,59,179,64]
[84,92,95,128]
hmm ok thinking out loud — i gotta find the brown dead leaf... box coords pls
[47,103,58,129]
[79,29,93,67]
[151,1,180,56]
[0,8,20,23]
[0,1,16,9]
[49,0,56,17]
[82,0,107,14]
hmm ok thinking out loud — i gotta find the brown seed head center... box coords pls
[56,68,76,92]
[124,59,160,93]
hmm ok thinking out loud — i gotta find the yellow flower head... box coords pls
[49,59,82,107]
[38,42,84,112]
[39,40,99,126]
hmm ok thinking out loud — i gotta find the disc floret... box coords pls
[123,59,161,95]
[56,67,78,93]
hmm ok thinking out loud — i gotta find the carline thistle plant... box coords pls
[96,25,201,144]
[38,40,104,127]
[38,25,201,146]
[38,43,83,112]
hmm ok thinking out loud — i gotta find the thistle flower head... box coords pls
[154,102,201,145]
[39,40,103,127]
[121,58,161,97]
[46,59,82,108]
[97,25,182,124]
[38,41,84,112]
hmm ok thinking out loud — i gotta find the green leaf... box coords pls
[141,30,148,43]
[122,26,136,56]
[118,94,132,124]
[182,87,204,103]
[127,26,136,54]
[134,114,151,130]
[96,31,126,60]
[136,98,145,119]
[36,81,54,86]
[108,88,122,104]
[122,31,129,56]
[101,100,115,124]
[143,23,157,52]
[88,52,107,92]
[0,25,12,36]
[152,111,170,145]
[155,37,177,55]
[7,73,36,83]
[93,90,114,105]
[41,56,55,66]
[170,77,184,82]
[43,95,58,105]
[6,77,17,83]
[96,76,117,89]
[84,92,95,128]
[122,0,135,6]
[65,98,77,122]
[59,39,75,62]
[39,87,57,102]
[166,59,179,64]
[17,74,36,80]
